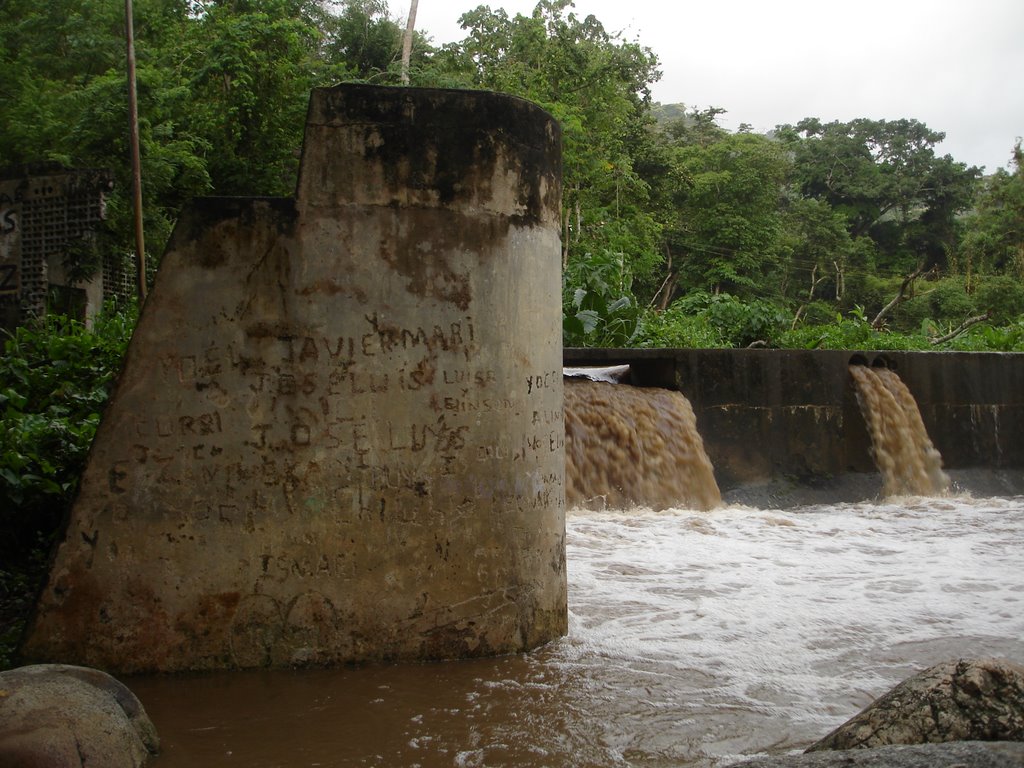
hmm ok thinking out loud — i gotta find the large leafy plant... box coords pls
[0,305,135,556]
[563,249,642,347]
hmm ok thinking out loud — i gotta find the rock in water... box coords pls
[807,657,1024,751]
[0,664,159,767]
[738,741,1024,767]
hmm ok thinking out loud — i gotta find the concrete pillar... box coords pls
[22,85,567,672]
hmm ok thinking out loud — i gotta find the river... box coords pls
[132,493,1024,767]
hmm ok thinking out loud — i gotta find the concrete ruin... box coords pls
[0,164,124,331]
[22,85,567,672]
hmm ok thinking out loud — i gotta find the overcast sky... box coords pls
[405,0,1023,173]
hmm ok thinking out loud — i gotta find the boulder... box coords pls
[737,740,1024,767]
[807,657,1024,752]
[0,664,159,767]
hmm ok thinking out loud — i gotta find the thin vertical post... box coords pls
[400,0,419,85]
[126,0,146,300]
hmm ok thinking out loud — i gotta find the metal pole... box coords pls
[126,0,146,300]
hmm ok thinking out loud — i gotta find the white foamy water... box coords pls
[557,494,1024,765]
[135,494,1024,768]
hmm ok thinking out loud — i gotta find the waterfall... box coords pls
[849,364,950,497]
[564,377,721,511]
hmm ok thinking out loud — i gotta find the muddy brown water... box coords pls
[564,378,720,511]
[849,365,950,497]
[130,652,592,767]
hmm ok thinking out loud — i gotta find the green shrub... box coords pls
[842,272,889,317]
[666,292,791,348]
[800,300,838,326]
[0,304,134,669]
[779,306,929,350]
[944,319,1024,352]
[563,250,642,347]
[928,278,976,322]
[634,306,728,348]
[895,277,975,333]
[974,275,1024,325]
[0,305,135,559]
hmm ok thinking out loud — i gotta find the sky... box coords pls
[403,0,1024,173]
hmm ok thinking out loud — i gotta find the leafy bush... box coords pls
[893,277,974,333]
[779,306,929,350]
[634,306,728,348]
[563,250,642,347]
[974,276,1024,325]
[0,305,135,559]
[669,292,790,348]
[945,319,1024,352]
[0,305,134,669]
[841,273,890,319]
[800,300,839,326]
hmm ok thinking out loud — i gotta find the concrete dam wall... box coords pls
[564,348,1024,498]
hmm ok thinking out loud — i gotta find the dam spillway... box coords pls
[849,363,950,497]
[564,347,1024,500]
[564,377,720,511]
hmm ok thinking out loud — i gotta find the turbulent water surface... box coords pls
[135,494,1024,767]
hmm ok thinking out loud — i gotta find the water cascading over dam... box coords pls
[849,363,950,497]
[564,348,1024,501]
[564,377,721,511]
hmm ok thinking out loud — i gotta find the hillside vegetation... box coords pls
[3,0,1022,350]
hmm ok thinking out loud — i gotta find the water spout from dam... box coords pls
[850,363,950,497]
[564,376,721,511]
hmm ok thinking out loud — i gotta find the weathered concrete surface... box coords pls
[0,664,159,767]
[807,658,1024,751]
[563,348,1024,496]
[735,741,1024,768]
[22,85,566,672]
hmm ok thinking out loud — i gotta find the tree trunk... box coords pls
[561,205,570,270]
[658,273,677,311]
[651,247,675,310]
[791,264,827,329]
[400,0,419,85]
[871,262,926,330]
[930,311,991,345]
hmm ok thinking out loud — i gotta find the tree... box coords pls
[0,0,215,260]
[400,0,419,84]
[658,127,791,298]
[778,196,858,316]
[0,0,391,262]
[322,0,425,82]
[960,140,1024,280]
[778,118,980,273]
[431,1,662,279]
[183,0,347,196]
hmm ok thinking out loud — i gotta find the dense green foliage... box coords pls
[2,0,1021,351]
[0,307,135,553]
